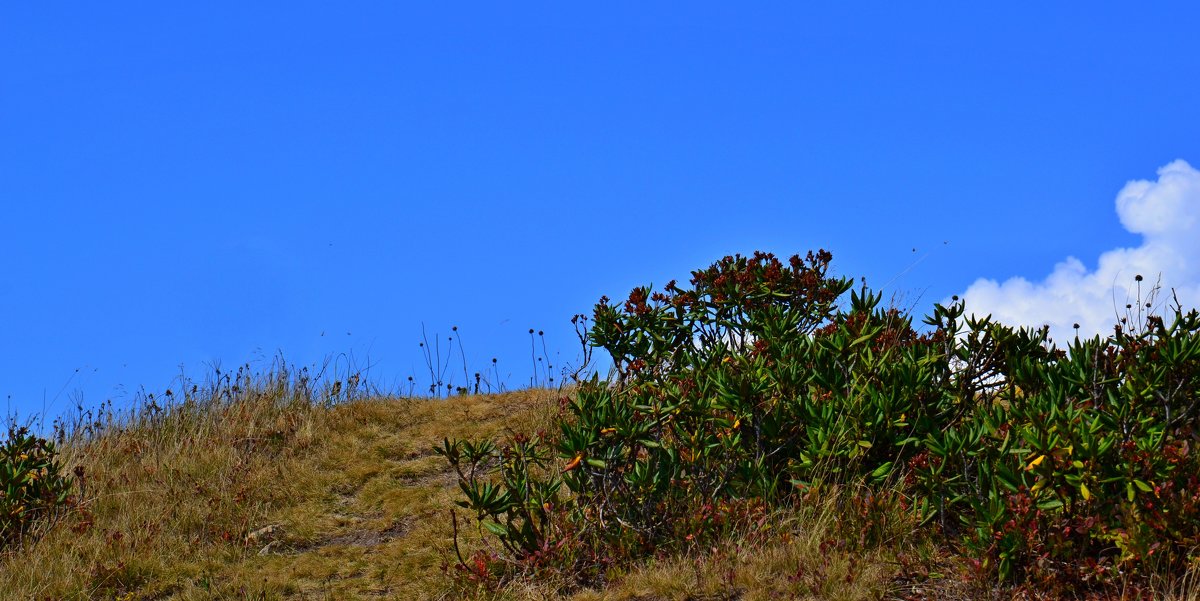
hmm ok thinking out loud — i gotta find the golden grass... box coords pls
[0,367,565,600]
[5,372,1199,600]
[565,502,899,601]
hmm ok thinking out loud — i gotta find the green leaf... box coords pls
[851,332,875,347]
[1036,498,1064,510]
[482,520,507,536]
[1134,479,1153,493]
[870,461,893,481]
[993,465,1019,492]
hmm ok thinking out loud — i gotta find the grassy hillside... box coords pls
[0,368,911,600]
[3,362,1200,600]
[1,365,546,599]
[9,252,1200,600]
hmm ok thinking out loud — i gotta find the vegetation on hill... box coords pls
[443,251,1200,599]
[4,250,1200,600]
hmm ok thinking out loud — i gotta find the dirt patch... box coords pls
[398,469,457,488]
[311,518,413,549]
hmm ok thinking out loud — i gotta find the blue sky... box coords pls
[3,3,1199,421]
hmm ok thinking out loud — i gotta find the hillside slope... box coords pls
[1,372,551,599]
[5,369,1195,600]
[1,372,917,600]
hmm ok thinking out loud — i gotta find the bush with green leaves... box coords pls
[1,424,74,548]
[442,250,1200,590]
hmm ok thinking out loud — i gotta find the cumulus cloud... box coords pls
[959,160,1200,345]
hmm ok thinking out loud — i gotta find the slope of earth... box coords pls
[0,379,1020,600]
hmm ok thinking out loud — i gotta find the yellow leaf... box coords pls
[1031,479,1046,493]
[563,454,583,472]
[1080,483,1091,500]
[1026,454,1046,471]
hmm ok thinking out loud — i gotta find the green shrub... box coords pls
[1,424,74,549]
[442,250,1200,590]
[949,307,1200,583]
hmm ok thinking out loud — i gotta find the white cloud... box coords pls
[959,160,1200,345]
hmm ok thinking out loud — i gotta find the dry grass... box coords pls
[0,364,564,600]
[5,371,1200,600]
[441,480,952,601]
[565,500,900,601]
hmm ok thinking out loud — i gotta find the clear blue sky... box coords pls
[3,3,1199,421]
